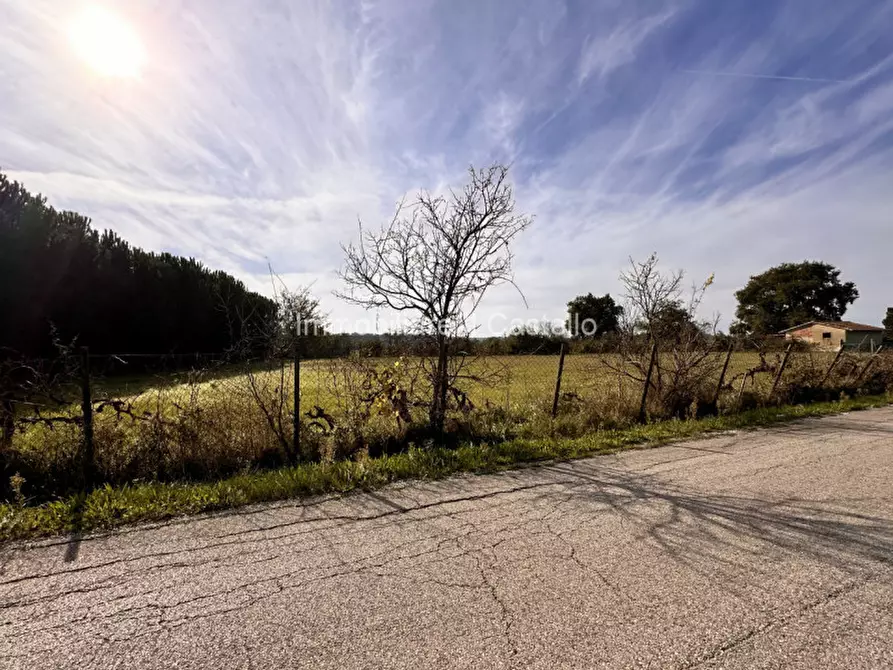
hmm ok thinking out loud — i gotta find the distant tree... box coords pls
[566,293,623,338]
[884,308,893,341]
[505,321,565,354]
[644,302,703,343]
[731,262,858,336]
[229,273,327,359]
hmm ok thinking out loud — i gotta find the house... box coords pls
[779,321,885,352]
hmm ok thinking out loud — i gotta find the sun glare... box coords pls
[69,6,146,78]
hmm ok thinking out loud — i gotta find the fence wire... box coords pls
[2,343,891,500]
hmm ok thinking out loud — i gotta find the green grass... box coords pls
[2,392,887,543]
[86,352,775,413]
[298,352,778,409]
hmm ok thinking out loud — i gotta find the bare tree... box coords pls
[338,164,532,431]
[220,276,327,463]
[619,253,684,335]
[610,254,722,418]
[268,274,326,355]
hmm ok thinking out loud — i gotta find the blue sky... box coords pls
[2,0,892,333]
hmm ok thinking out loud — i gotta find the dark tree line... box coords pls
[0,172,276,358]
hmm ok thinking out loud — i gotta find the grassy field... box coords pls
[5,349,861,501]
[11,350,828,444]
[13,351,847,444]
[258,351,821,421]
[271,350,823,412]
[4,348,888,536]
[31,353,772,440]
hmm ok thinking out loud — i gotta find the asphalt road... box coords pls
[2,408,892,669]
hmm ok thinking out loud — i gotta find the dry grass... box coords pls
[5,350,888,501]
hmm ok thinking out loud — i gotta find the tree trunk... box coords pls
[429,336,449,435]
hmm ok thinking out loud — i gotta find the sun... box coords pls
[68,6,146,78]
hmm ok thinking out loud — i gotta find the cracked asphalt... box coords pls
[2,407,892,669]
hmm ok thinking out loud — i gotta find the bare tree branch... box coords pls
[337,163,532,430]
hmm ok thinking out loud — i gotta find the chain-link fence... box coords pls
[3,341,892,500]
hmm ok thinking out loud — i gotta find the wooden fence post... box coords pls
[79,347,94,488]
[551,343,567,418]
[713,342,734,404]
[770,343,793,397]
[638,342,658,424]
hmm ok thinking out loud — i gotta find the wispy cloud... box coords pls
[577,9,677,85]
[2,0,892,332]
[680,69,851,84]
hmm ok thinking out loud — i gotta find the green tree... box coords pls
[0,171,276,357]
[566,293,623,338]
[884,308,893,340]
[731,262,858,336]
[505,321,565,354]
[643,302,703,342]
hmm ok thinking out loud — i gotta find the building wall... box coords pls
[809,324,846,350]
[787,327,816,342]
[785,324,845,348]
[843,330,884,351]
[785,325,884,351]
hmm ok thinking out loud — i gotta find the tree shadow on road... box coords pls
[537,462,893,579]
[769,417,893,437]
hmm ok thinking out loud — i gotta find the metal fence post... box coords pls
[551,343,567,418]
[770,343,793,397]
[293,342,300,460]
[638,342,658,424]
[713,342,734,405]
[79,347,94,488]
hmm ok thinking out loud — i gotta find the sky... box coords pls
[2,0,892,334]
